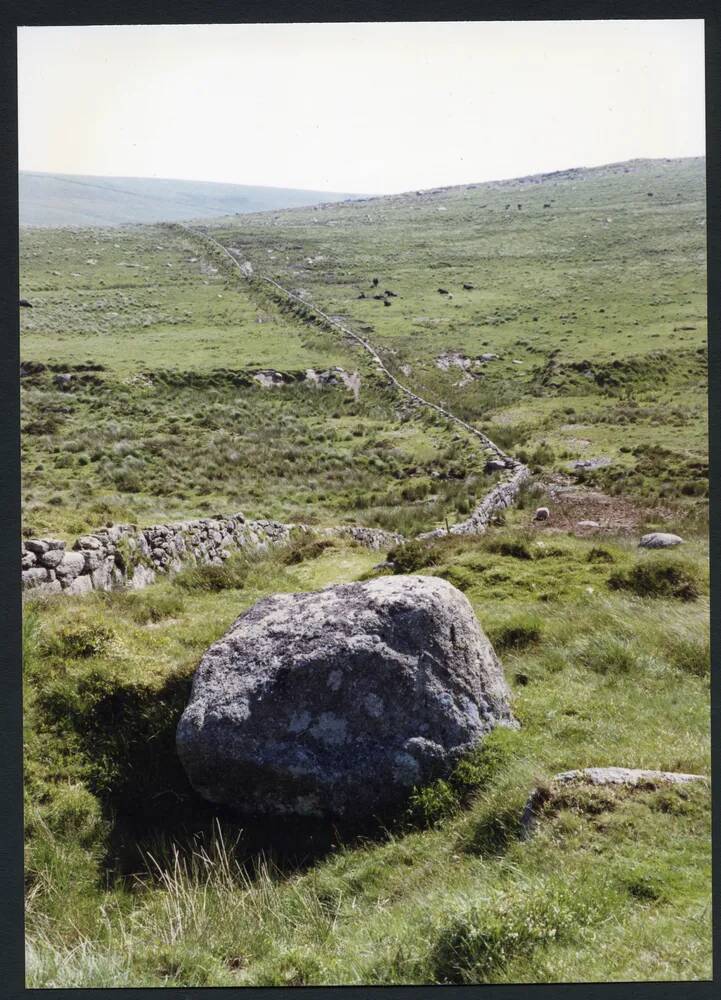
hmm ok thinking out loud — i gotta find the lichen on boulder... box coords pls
[177,574,516,825]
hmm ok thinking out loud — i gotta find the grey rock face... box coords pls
[639,532,684,549]
[177,575,516,824]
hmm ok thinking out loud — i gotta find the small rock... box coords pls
[577,520,600,528]
[639,532,684,549]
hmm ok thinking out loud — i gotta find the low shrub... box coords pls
[42,622,116,660]
[388,539,438,574]
[608,556,701,601]
[484,534,533,560]
[174,556,249,593]
[406,779,459,828]
[587,546,615,564]
[406,727,522,829]
[279,536,335,565]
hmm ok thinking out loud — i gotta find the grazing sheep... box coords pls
[438,288,449,295]
[372,277,379,286]
[533,507,550,522]
[19,298,32,308]
[463,283,474,290]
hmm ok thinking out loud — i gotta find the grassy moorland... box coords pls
[21,157,710,986]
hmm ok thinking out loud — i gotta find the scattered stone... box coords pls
[485,459,507,473]
[577,520,600,528]
[521,767,707,837]
[177,575,516,824]
[639,532,684,549]
[572,457,611,471]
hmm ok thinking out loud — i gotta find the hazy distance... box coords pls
[18,20,705,197]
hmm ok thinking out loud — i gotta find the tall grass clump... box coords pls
[608,555,701,601]
[429,877,611,984]
[174,553,250,592]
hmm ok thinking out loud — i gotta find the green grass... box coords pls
[23,529,710,986]
[21,157,710,986]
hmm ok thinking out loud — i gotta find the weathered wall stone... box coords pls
[22,513,403,598]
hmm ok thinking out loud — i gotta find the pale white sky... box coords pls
[18,20,705,195]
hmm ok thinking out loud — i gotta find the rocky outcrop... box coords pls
[177,574,516,824]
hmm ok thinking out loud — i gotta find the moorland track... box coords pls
[172,222,530,536]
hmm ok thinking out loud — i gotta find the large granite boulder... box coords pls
[177,575,516,824]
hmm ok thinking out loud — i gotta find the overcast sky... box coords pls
[17,20,705,195]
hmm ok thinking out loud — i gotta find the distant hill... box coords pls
[19,171,365,227]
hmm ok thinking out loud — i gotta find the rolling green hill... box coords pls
[21,156,710,987]
[19,171,365,227]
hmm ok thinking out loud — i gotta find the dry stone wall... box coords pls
[22,514,291,597]
[22,514,402,597]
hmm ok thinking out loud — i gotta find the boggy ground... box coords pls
[21,157,710,986]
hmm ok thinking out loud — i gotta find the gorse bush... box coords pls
[608,555,701,601]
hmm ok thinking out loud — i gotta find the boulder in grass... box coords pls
[177,575,516,825]
[639,532,684,549]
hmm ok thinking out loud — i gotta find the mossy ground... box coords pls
[21,158,710,985]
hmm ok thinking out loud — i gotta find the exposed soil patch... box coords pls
[536,474,673,535]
